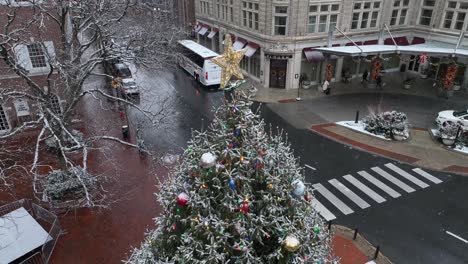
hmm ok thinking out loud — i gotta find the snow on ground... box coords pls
[336,121,391,141]
[453,144,468,154]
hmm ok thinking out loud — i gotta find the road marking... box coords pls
[343,174,386,204]
[385,163,430,188]
[358,171,401,198]
[446,231,468,243]
[311,198,336,221]
[371,167,416,193]
[305,164,317,170]
[412,168,443,184]
[313,183,354,215]
[329,179,370,209]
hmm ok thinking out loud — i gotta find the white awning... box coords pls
[316,43,468,58]
[198,26,209,36]
[233,39,247,50]
[207,30,217,39]
[244,43,259,57]
[194,25,201,32]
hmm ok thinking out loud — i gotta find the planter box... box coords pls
[453,85,461,91]
[442,138,455,146]
[403,84,411,90]
[392,134,407,141]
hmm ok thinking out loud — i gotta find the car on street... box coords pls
[436,109,468,129]
[102,60,140,97]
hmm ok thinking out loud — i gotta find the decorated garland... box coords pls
[325,63,333,82]
[418,53,428,64]
[444,64,458,89]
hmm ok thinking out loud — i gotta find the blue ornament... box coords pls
[291,180,305,197]
[234,129,241,135]
[229,178,236,191]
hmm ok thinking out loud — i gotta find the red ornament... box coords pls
[305,195,312,202]
[259,149,266,156]
[228,143,234,148]
[242,203,249,214]
[177,192,189,207]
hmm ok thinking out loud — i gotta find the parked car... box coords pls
[102,60,139,96]
[436,110,468,129]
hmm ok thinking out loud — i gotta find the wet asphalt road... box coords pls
[130,65,468,264]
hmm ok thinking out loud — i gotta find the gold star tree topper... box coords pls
[211,34,247,89]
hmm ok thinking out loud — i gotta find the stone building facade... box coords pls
[194,0,468,90]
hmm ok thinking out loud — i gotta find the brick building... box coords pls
[194,0,468,90]
[0,1,64,135]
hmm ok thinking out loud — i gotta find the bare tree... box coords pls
[0,0,186,208]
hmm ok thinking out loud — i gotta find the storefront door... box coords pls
[270,59,287,88]
[408,55,421,73]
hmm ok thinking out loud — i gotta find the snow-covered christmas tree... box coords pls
[127,35,333,263]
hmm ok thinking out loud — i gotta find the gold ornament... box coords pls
[211,34,247,89]
[283,235,301,252]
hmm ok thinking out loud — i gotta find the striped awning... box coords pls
[233,38,247,51]
[207,28,218,39]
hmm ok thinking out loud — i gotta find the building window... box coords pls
[419,0,436,26]
[27,43,47,68]
[442,1,468,30]
[273,6,288,35]
[200,0,210,15]
[351,1,381,30]
[390,0,409,26]
[216,0,234,22]
[0,104,10,132]
[307,3,340,33]
[49,94,62,115]
[242,1,259,30]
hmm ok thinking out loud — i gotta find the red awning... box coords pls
[304,47,324,63]
[332,44,340,47]
[346,41,363,46]
[364,40,378,45]
[384,36,409,46]
[411,37,426,45]
[245,42,259,57]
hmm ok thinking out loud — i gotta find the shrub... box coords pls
[363,111,410,139]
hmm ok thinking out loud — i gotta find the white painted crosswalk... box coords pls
[311,164,443,221]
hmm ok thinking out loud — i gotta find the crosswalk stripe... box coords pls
[358,171,401,198]
[371,167,416,193]
[329,179,370,209]
[412,168,443,184]
[313,183,354,215]
[343,174,386,204]
[311,198,336,221]
[385,163,430,188]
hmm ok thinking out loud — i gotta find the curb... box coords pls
[310,123,468,176]
[332,225,393,264]
[310,123,419,164]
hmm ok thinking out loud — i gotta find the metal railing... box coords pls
[0,199,62,264]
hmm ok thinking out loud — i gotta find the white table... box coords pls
[0,207,51,264]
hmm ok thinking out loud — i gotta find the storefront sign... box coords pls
[13,99,30,117]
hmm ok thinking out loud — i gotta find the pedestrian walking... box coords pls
[322,80,330,95]
[361,69,368,84]
[376,74,383,89]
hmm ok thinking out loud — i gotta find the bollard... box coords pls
[328,220,332,230]
[122,125,129,140]
[373,246,380,260]
[353,228,359,240]
[355,110,360,123]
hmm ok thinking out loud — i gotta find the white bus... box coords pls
[177,40,221,86]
